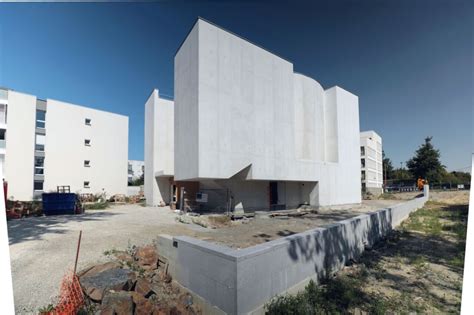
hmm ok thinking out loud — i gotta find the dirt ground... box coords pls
[179,191,452,249]
[284,190,468,314]
[8,190,468,313]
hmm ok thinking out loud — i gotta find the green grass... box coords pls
[38,304,55,314]
[378,193,398,200]
[84,201,109,210]
[265,275,390,315]
[266,201,468,314]
[402,205,443,236]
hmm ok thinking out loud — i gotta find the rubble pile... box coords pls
[78,245,200,315]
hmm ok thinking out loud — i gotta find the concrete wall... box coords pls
[4,91,36,200]
[144,90,174,206]
[162,186,429,314]
[175,23,199,181]
[173,18,361,207]
[44,99,128,196]
[126,186,142,197]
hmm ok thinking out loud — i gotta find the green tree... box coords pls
[406,137,445,183]
[382,151,394,179]
[392,168,412,181]
[129,173,144,186]
[441,171,471,185]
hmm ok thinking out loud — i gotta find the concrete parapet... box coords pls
[158,185,430,314]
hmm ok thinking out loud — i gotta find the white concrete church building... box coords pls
[145,18,361,211]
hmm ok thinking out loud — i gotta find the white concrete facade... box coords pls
[360,130,383,194]
[144,90,174,206]
[146,18,361,209]
[128,160,145,182]
[0,87,129,201]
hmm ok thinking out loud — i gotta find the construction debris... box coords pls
[77,244,201,314]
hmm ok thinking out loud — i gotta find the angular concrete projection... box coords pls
[170,18,361,209]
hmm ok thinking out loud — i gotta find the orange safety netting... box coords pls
[47,271,84,315]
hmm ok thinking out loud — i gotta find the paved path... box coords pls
[8,205,202,314]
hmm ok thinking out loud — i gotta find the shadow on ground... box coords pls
[272,201,467,314]
[7,211,119,245]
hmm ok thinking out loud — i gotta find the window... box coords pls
[361,170,366,180]
[36,110,46,128]
[85,118,91,126]
[361,158,366,168]
[35,134,46,151]
[84,160,90,167]
[84,181,90,188]
[35,157,44,175]
[34,181,44,191]
[35,156,44,167]
[0,104,7,124]
[84,139,91,146]
[0,130,5,149]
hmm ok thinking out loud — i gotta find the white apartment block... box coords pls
[0,87,129,201]
[128,160,144,183]
[360,130,383,194]
[145,18,361,211]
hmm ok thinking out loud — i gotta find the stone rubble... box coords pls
[78,244,201,315]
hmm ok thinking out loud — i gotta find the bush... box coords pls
[84,201,109,210]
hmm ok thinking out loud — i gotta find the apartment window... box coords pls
[85,118,91,126]
[84,139,91,146]
[0,129,5,149]
[34,181,44,191]
[0,104,7,124]
[84,160,90,167]
[84,181,90,188]
[35,157,44,175]
[35,134,46,151]
[361,158,366,168]
[36,110,46,129]
[360,146,365,156]
[361,170,366,180]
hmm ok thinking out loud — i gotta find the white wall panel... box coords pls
[4,91,36,200]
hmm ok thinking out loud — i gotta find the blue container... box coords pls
[42,193,78,215]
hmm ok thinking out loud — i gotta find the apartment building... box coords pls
[145,18,361,210]
[128,160,144,183]
[360,130,383,195]
[0,87,129,201]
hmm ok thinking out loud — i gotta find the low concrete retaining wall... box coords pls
[160,186,429,315]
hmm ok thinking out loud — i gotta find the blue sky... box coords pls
[0,1,472,172]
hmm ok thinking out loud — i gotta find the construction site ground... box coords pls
[7,190,468,313]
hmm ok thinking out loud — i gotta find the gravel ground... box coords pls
[9,191,464,314]
[8,205,204,314]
